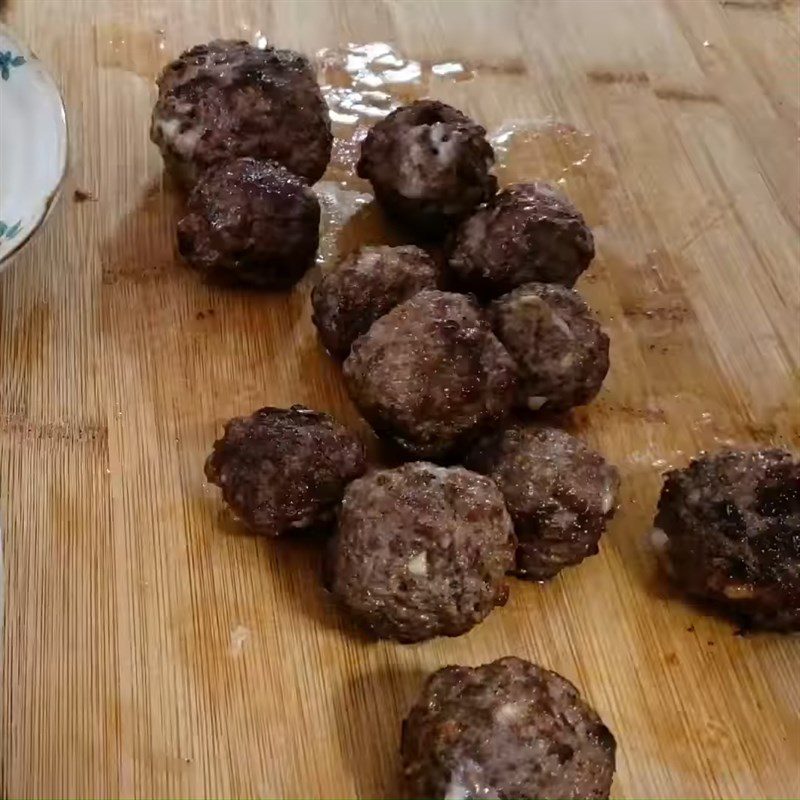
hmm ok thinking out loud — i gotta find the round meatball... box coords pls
[343,290,517,459]
[177,157,320,288]
[356,100,497,235]
[490,283,609,412]
[204,405,366,536]
[151,39,332,187]
[653,449,800,630]
[466,424,619,581]
[326,462,515,642]
[449,182,595,297]
[402,657,616,800]
[311,245,440,359]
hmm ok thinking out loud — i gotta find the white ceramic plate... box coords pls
[0,23,67,269]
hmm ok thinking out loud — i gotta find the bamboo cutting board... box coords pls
[1,0,798,797]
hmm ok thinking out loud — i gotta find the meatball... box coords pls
[311,245,440,359]
[449,182,595,297]
[653,448,800,630]
[356,100,497,235]
[151,39,332,187]
[402,656,616,800]
[466,424,619,581]
[343,290,517,459]
[489,282,609,412]
[177,157,320,288]
[326,462,515,642]
[204,405,366,536]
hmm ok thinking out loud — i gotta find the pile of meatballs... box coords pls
[152,38,800,800]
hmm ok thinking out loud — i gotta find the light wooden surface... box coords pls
[1,0,799,797]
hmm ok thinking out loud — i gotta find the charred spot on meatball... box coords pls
[402,656,616,800]
[356,100,497,235]
[653,448,800,631]
[449,182,595,297]
[466,424,619,581]
[204,405,366,536]
[343,290,518,459]
[489,282,610,412]
[311,245,441,359]
[151,39,332,187]
[177,157,320,289]
[326,462,515,643]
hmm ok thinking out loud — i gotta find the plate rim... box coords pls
[0,22,69,268]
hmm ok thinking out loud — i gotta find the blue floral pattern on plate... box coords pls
[0,50,25,80]
[0,220,23,240]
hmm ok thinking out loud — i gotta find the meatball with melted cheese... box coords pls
[466,424,619,581]
[653,448,800,630]
[489,282,609,412]
[151,39,332,187]
[326,462,515,643]
[402,657,616,800]
[357,100,497,235]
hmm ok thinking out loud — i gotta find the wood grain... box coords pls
[1,0,798,797]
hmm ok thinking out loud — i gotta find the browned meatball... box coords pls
[151,40,332,187]
[489,282,609,412]
[343,290,517,459]
[205,405,366,536]
[356,100,497,235]
[449,182,595,297]
[402,657,616,800]
[311,245,440,359]
[653,449,800,630]
[176,157,320,288]
[466,424,619,580]
[326,463,515,642]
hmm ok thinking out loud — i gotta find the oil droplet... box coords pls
[336,200,408,261]
[324,126,372,190]
[314,181,409,269]
[430,61,475,81]
[317,42,423,91]
[317,43,423,193]
[489,118,613,224]
[314,182,373,268]
[317,42,424,124]
[93,23,168,81]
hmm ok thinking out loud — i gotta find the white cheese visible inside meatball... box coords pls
[356,99,497,233]
[151,40,332,186]
[327,462,515,642]
[488,282,609,412]
[155,117,202,158]
[653,448,800,630]
[466,424,619,581]
[402,658,616,800]
[444,760,499,800]
[407,551,429,577]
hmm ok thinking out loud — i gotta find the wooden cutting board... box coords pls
[1,0,798,797]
